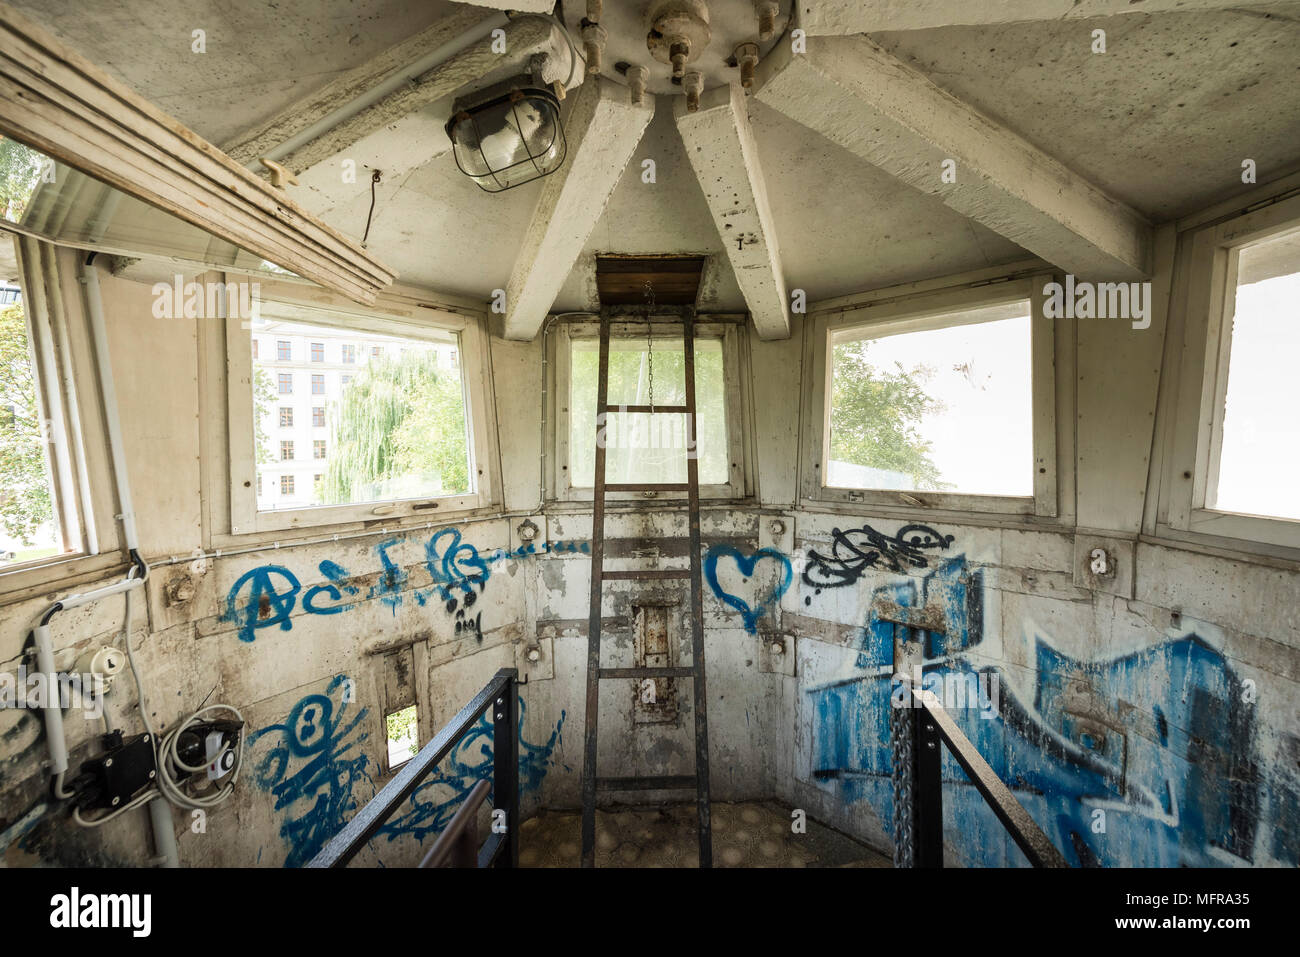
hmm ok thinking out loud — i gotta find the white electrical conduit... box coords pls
[271,14,581,177]
[33,258,242,865]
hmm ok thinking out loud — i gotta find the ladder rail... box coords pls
[580,319,611,868]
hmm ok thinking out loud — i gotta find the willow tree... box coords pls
[0,302,54,545]
[320,350,469,505]
[829,340,948,489]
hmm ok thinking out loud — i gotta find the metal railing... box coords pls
[307,668,519,868]
[894,685,1068,868]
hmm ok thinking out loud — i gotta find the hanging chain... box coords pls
[891,695,916,868]
[643,280,655,411]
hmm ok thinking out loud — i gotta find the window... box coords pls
[251,338,258,360]
[256,473,261,495]
[232,289,497,534]
[342,344,355,364]
[386,705,419,767]
[0,258,82,568]
[800,275,1059,516]
[828,300,1033,497]
[1159,193,1300,552]
[280,440,294,461]
[281,474,294,495]
[279,406,293,428]
[371,345,382,359]
[310,341,324,362]
[277,339,291,360]
[1209,227,1300,521]
[277,373,292,394]
[552,320,748,501]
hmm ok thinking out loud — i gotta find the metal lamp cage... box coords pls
[446,87,567,193]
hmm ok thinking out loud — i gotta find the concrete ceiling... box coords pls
[11,0,1300,331]
[869,6,1300,221]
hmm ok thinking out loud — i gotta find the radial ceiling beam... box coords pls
[504,76,656,341]
[798,0,1290,35]
[675,83,790,339]
[221,7,496,168]
[756,36,1151,279]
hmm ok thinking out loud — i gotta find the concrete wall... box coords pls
[2,222,1298,869]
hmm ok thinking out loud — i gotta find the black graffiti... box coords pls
[802,523,954,591]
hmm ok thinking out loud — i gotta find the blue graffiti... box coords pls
[805,553,1296,867]
[250,681,567,867]
[222,528,588,642]
[703,545,793,634]
[378,700,567,843]
[247,675,373,867]
[223,564,300,642]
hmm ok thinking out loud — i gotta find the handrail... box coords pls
[899,685,1068,868]
[421,779,491,868]
[306,668,519,868]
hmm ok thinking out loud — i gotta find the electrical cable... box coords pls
[361,170,382,246]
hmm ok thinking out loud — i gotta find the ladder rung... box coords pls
[605,405,689,414]
[596,775,697,792]
[604,483,691,492]
[599,667,696,679]
[601,569,691,580]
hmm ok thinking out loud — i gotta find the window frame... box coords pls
[226,279,499,535]
[549,318,750,503]
[800,274,1060,518]
[1155,193,1300,553]
[0,238,123,595]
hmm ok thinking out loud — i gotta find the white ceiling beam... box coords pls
[504,76,656,340]
[756,36,1152,279]
[221,7,496,167]
[798,0,1291,35]
[675,83,790,339]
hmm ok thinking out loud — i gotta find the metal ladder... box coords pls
[580,306,712,868]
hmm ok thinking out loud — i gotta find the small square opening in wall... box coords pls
[386,705,419,768]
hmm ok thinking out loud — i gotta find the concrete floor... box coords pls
[518,800,892,868]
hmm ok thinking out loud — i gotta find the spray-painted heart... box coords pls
[703,545,793,634]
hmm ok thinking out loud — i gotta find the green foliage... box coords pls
[320,349,469,505]
[252,366,276,466]
[0,137,43,223]
[0,302,55,545]
[829,339,949,490]
[386,706,418,749]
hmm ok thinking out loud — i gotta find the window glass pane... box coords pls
[0,285,78,565]
[0,135,295,278]
[1212,227,1300,521]
[252,313,470,511]
[828,301,1033,496]
[568,335,728,488]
